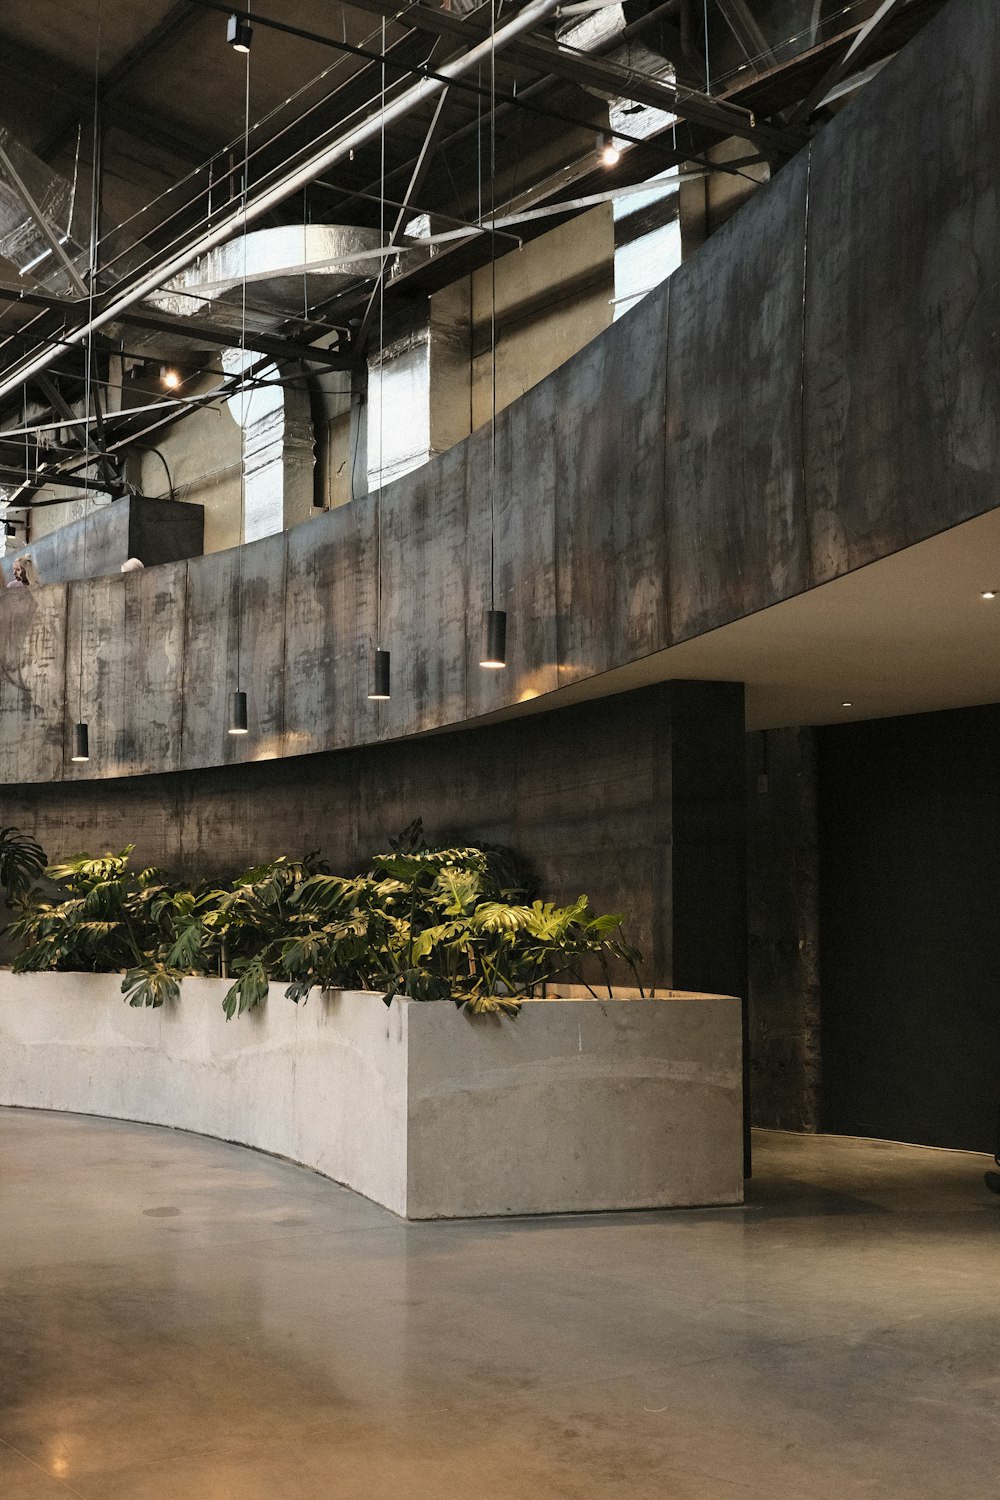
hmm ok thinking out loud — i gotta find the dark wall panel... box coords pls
[0,682,746,1000]
[666,153,810,640]
[818,705,1000,1152]
[554,282,669,685]
[804,4,1000,580]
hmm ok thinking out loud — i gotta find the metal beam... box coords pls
[0,461,121,495]
[713,0,778,73]
[0,283,351,375]
[115,307,353,370]
[0,0,564,405]
[788,0,910,125]
[354,85,453,354]
[335,0,800,150]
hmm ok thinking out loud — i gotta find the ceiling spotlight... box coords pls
[841,701,853,708]
[227,13,253,52]
[597,131,620,167]
[982,590,996,600]
[161,366,182,391]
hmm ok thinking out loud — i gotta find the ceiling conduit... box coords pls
[0,0,563,406]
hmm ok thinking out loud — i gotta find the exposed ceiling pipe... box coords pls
[0,0,562,408]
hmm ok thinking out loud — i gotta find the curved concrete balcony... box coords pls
[1,0,997,784]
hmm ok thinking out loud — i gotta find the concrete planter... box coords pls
[0,973,743,1218]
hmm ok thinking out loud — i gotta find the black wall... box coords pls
[0,681,747,1004]
[818,705,1000,1152]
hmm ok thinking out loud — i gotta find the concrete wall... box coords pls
[746,727,820,1132]
[470,205,615,427]
[0,975,744,1218]
[818,703,1000,1154]
[0,681,748,1002]
[2,495,204,586]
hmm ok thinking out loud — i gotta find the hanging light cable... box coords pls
[72,1,103,764]
[369,19,390,702]
[229,5,252,737]
[480,0,506,670]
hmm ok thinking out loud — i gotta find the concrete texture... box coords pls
[2,1,998,785]
[0,1115,997,1499]
[0,681,749,1002]
[2,495,204,586]
[0,974,743,1219]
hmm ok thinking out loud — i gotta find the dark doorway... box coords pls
[818,705,1000,1153]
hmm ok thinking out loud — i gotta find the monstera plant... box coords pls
[2,820,644,1018]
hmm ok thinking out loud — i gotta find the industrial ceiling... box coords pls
[0,0,949,508]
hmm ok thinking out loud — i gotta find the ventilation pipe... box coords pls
[0,0,564,405]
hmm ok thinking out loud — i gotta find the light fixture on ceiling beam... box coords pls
[227,13,253,52]
[982,590,996,600]
[160,365,182,391]
[597,131,620,167]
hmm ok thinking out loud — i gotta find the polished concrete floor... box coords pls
[1,1113,999,1500]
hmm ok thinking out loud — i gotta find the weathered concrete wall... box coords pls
[1,495,204,586]
[746,728,820,1131]
[470,205,615,427]
[1,0,997,784]
[136,398,242,554]
[0,681,748,1003]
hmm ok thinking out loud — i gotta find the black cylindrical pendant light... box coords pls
[71,722,90,762]
[229,690,249,735]
[480,608,507,669]
[368,648,391,701]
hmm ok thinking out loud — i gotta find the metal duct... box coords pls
[0,128,144,296]
[148,224,387,350]
[0,0,563,405]
[367,283,470,491]
[0,127,83,296]
[222,348,315,541]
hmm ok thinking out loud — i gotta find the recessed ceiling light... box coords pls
[841,701,853,708]
[982,590,996,600]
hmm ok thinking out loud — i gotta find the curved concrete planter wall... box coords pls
[0,973,743,1218]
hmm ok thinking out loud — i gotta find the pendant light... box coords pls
[368,22,391,703]
[71,36,102,770]
[229,15,252,738]
[479,0,507,672]
[229,690,249,735]
[369,649,390,701]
